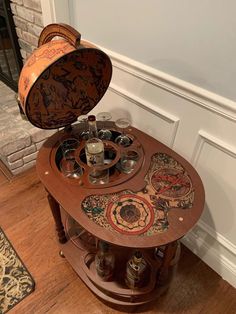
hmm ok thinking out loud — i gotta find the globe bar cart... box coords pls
[36,122,205,306]
[18,23,205,306]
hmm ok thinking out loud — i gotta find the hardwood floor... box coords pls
[0,171,8,186]
[0,167,235,314]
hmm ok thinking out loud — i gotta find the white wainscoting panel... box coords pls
[192,131,236,243]
[91,88,180,148]
[184,131,236,287]
[89,46,236,287]
[181,223,236,288]
[44,0,236,289]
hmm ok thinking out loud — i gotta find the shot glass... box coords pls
[60,138,80,160]
[88,166,109,185]
[120,150,139,174]
[60,158,83,179]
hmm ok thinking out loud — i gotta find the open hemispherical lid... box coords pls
[25,45,112,129]
[19,23,113,130]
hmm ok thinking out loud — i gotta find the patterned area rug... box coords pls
[0,228,35,313]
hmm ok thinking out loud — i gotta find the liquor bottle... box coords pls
[125,251,149,289]
[95,241,115,281]
[88,114,98,138]
[85,115,104,167]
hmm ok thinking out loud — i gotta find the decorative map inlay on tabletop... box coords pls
[82,153,194,236]
[146,153,194,209]
[107,194,155,235]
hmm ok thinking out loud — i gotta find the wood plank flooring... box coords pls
[0,171,8,185]
[0,167,235,314]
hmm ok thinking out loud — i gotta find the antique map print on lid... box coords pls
[82,153,194,236]
[25,47,112,129]
[0,228,35,313]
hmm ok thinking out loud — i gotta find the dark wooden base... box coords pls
[60,240,169,306]
[57,210,178,306]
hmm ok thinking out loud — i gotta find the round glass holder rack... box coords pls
[54,127,144,189]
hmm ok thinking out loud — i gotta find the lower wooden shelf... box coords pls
[60,237,169,306]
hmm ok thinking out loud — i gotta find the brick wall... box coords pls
[10,0,43,61]
[0,82,57,175]
[0,2,57,175]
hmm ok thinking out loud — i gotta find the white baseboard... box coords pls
[181,221,236,288]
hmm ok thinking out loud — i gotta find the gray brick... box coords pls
[11,0,23,4]
[23,151,38,163]
[36,140,45,150]
[28,127,57,143]
[15,27,22,38]
[10,159,36,175]
[4,104,19,115]
[33,11,43,27]
[0,93,16,103]
[8,159,24,170]
[26,51,33,59]
[20,48,27,59]
[27,22,42,37]
[0,128,31,155]
[23,0,42,13]
[22,31,38,46]
[11,167,23,175]
[16,5,34,23]
[0,110,19,131]
[10,3,17,15]
[0,84,14,97]
[23,159,36,170]
[13,16,28,31]
[18,38,35,53]
[7,144,36,163]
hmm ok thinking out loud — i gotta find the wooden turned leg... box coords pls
[158,241,177,285]
[47,193,67,244]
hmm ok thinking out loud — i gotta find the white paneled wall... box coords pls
[41,0,236,288]
[69,0,236,101]
[91,88,179,148]
[91,48,236,288]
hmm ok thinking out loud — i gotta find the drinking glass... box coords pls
[60,138,80,160]
[77,115,89,140]
[120,150,139,174]
[97,112,112,140]
[88,166,109,185]
[115,118,131,147]
[60,159,83,179]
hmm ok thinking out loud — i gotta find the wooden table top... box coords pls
[36,123,205,248]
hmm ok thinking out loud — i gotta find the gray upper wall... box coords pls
[69,0,236,102]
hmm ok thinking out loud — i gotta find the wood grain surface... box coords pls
[37,123,205,248]
[0,170,8,186]
[0,167,235,313]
